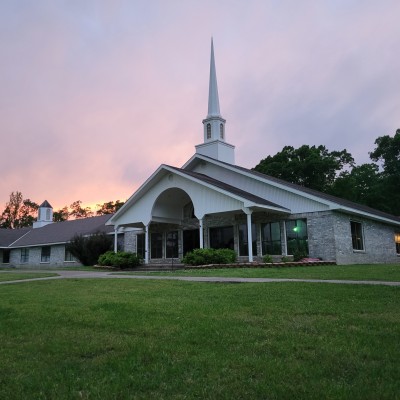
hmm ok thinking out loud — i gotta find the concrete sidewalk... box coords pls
[0,269,399,286]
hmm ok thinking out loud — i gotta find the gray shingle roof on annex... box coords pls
[9,214,114,248]
[167,165,290,212]
[194,155,400,224]
[0,228,32,247]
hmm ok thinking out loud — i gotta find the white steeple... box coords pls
[33,200,54,228]
[207,38,221,118]
[196,38,235,164]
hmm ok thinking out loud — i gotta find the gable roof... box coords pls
[184,154,400,225]
[39,200,53,208]
[0,228,32,248]
[168,166,289,211]
[9,214,114,248]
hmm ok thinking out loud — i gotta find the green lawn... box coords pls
[0,278,399,399]
[0,272,59,282]
[118,263,400,281]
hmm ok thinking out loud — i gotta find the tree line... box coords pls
[253,129,400,216]
[1,129,399,229]
[0,195,125,229]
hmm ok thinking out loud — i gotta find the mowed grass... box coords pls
[119,263,400,281]
[0,279,399,399]
[0,272,58,282]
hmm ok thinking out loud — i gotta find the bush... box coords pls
[263,254,273,263]
[98,251,142,269]
[66,232,113,266]
[182,248,237,266]
[281,256,291,263]
[293,249,308,261]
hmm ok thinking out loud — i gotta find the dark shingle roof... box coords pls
[168,166,290,212]
[10,214,114,248]
[39,200,53,208]
[0,228,32,247]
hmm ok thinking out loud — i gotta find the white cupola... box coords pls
[195,38,235,164]
[33,200,54,228]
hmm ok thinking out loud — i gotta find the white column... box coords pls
[199,218,204,249]
[145,224,149,264]
[282,221,287,256]
[246,212,253,262]
[114,226,119,253]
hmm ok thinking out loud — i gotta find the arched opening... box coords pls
[149,188,200,260]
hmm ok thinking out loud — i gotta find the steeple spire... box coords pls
[196,39,235,164]
[207,38,221,117]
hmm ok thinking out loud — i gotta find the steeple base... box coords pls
[195,140,235,164]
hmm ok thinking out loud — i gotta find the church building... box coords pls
[107,40,400,265]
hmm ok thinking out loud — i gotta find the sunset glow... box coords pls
[1,1,399,211]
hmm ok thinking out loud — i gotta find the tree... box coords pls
[369,129,400,216]
[370,129,400,176]
[0,191,39,228]
[329,164,389,211]
[96,200,125,215]
[65,232,113,266]
[53,206,69,222]
[69,200,93,219]
[253,145,354,192]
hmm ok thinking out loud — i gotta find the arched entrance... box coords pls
[149,188,200,261]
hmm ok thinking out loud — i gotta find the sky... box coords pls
[1,0,399,211]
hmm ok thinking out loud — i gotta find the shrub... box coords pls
[98,251,142,269]
[182,248,236,266]
[281,256,291,263]
[66,232,113,266]
[293,249,308,261]
[263,254,273,263]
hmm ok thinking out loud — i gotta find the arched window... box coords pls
[207,123,211,139]
[220,123,224,139]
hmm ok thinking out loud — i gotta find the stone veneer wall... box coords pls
[333,212,399,265]
[120,211,400,265]
[123,230,138,253]
[295,211,337,261]
[7,244,82,268]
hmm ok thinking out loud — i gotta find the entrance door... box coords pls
[183,229,200,255]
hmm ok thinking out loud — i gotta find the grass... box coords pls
[0,278,399,399]
[0,272,59,282]
[117,263,400,281]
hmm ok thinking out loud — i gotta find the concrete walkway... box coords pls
[0,269,400,286]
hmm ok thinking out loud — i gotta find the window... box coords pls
[41,246,51,263]
[207,123,211,139]
[2,250,10,264]
[183,229,199,255]
[286,219,308,255]
[262,222,281,255]
[136,233,145,259]
[117,233,124,252]
[350,221,364,251]
[395,233,400,255]
[239,223,257,256]
[46,208,51,220]
[220,123,224,139]
[151,232,163,259]
[64,248,75,262]
[209,226,234,250]
[21,248,29,263]
[166,231,179,258]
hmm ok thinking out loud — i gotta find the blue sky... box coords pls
[1,0,399,209]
